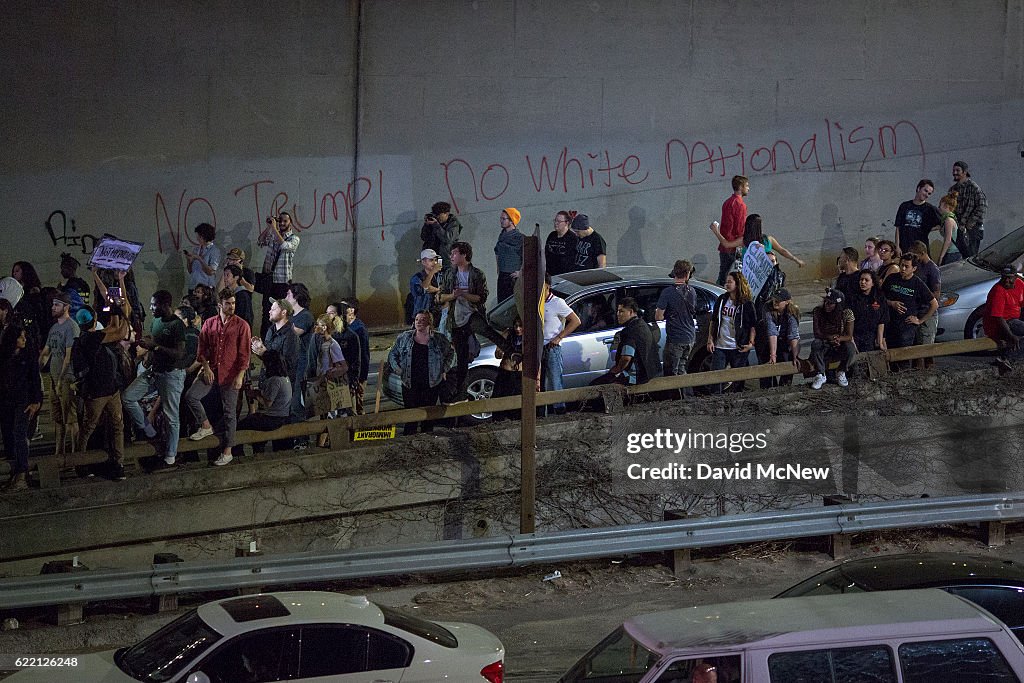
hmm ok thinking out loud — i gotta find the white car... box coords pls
[5,591,504,682]
[936,223,1024,341]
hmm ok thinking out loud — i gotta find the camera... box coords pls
[425,213,436,222]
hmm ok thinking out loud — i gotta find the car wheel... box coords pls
[463,367,497,421]
[964,308,988,343]
[689,348,730,395]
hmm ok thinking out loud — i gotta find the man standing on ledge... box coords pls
[494,207,524,303]
[713,175,748,286]
[949,161,987,257]
[894,179,940,257]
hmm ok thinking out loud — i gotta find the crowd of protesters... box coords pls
[2,160,1021,489]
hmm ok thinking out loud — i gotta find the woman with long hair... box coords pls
[849,268,888,353]
[0,324,43,491]
[936,191,961,265]
[711,213,806,269]
[707,271,756,394]
[876,239,900,281]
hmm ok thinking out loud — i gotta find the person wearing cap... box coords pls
[410,249,442,324]
[72,286,133,481]
[183,222,223,291]
[893,179,941,258]
[38,290,81,456]
[656,260,698,391]
[221,247,255,294]
[57,252,90,311]
[949,161,987,257]
[809,289,856,390]
[983,267,1024,375]
[570,214,607,270]
[754,286,801,389]
[495,208,525,302]
[420,201,463,264]
[880,253,938,371]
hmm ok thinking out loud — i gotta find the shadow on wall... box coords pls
[323,256,351,307]
[361,263,402,326]
[221,221,253,262]
[818,203,845,279]
[138,250,185,297]
[616,206,647,266]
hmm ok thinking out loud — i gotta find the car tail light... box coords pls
[480,659,504,683]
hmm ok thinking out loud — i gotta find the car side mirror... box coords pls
[186,673,211,683]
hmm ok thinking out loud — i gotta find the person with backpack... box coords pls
[73,290,133,481]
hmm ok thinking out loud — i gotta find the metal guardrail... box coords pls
[1,492,1019,610]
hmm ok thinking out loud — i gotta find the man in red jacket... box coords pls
[983,266,1024,375]
[187,287,251,465]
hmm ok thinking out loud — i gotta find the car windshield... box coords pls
[559,626,660,682]
[969,223,1024,271]
[775,568,868,598]
[116,609,222,681]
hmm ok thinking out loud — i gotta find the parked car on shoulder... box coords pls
[776,551,1024,643]
[936,223,1024,342]
[383,266,726,418]
[4,591,505,682]
[558,589,1024,682]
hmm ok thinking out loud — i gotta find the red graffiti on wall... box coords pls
[154,172,387,254]
[441,117,925,213]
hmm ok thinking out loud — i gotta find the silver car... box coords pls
[935,224,1024,341]
[383,266,725,416]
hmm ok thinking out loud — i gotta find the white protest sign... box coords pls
[741,241,775,298]
[88,235,144,271]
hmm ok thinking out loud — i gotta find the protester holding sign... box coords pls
[710,214,805,270]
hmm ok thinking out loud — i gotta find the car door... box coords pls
[562,288,620,386]
[294,624,412,682]
[188,627,299,683]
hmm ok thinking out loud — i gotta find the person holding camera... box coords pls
[257,211,301,337]
[420,202,462,264]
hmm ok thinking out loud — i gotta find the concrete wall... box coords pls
[4,1,1024,323]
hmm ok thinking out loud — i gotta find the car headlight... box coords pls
[938,292,959,308]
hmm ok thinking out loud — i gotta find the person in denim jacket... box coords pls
[388,311,456,434]
[756,288,801,389]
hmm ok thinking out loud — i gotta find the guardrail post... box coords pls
[664,510,699,575]
[151,553,183,613]
[327,419,351,449]
[984,521,1007,547]
[236,543,263,595]
[36,458,61,489]
[40,559,88,625]
[824,495,853,560]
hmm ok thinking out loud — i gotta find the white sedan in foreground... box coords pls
[5,591,504,682]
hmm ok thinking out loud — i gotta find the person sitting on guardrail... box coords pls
[755,287,801,389]
[983,266,1024,375]
[388,310,456,435]
[809,289,855,390]
[907,241,941,370]
[591,297,658,387]
[708,272,756,394]
[848,269,888,354]
[881,253,937,372]
[232,349,292,458]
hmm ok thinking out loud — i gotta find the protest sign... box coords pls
[741,241,775,298]
[88,235,144,271]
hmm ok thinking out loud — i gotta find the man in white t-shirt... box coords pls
[542,274,581,415]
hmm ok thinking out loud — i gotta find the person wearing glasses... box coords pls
[545,210,579,276]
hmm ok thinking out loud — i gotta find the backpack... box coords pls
[72,333,130,397]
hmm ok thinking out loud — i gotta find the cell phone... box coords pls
[108,286,122,300]
[437,258,443,267]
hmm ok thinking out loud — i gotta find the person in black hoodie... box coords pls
[73,290,132,481]
[848,269,889,354]
[591,297,659,386]
[0,324,43,491]
[707,271,757,394]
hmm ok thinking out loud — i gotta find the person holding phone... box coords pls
[420,201,462,265]
[182,222,222,291]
